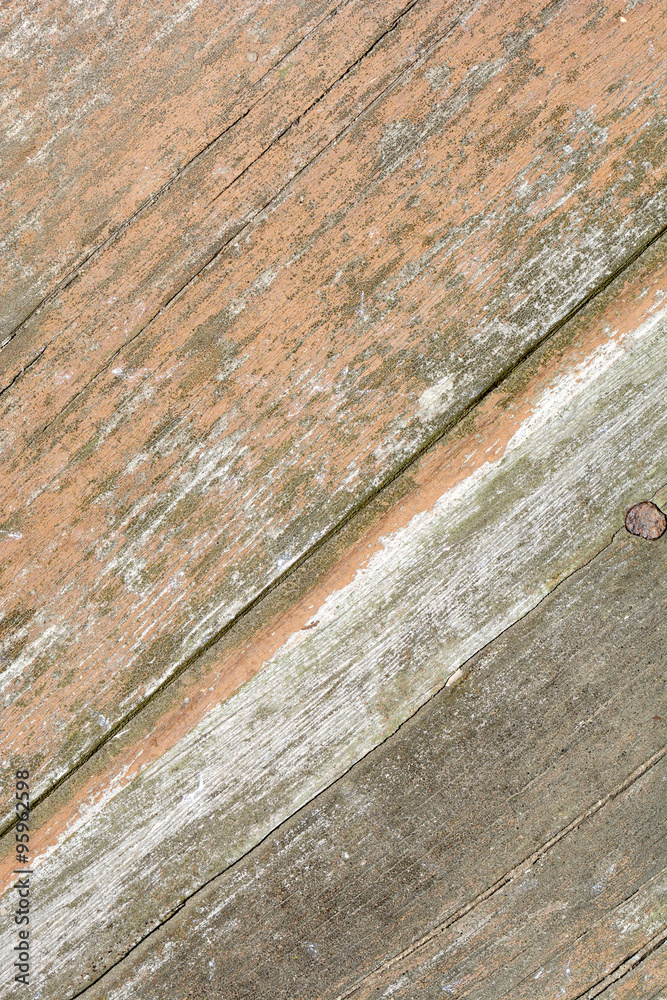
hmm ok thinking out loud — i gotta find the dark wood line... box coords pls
[1,216,666,846]
[574,927,667,1000]
[0,0,355,356]
[69,743,667,999]
[27,0,458,442]
[335,745,667,1000]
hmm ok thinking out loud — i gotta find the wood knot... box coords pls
[624,501,667,540]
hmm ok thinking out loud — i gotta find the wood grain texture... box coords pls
[1,0,466,382]
[595,942,667,1000]
[72,521,667,1000]
[0,0,348,335]
[2,0,667,818]
[1,236,666,996]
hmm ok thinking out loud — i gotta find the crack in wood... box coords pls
[2,215,666,846]
[207,0,424,211]
[332,745,667,1000]
[66,731,667,997]
[0,343,47,400]
[0,0,354,359]
[25,0,462,446]
[573,926,667,1000]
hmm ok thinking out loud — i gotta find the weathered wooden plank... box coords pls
[594,940,667,1000]
[0,0,351,335]
[2,0,667,817]
[349,865,667,999]
[68,518,667,999]
[0,0,468,385]
[344,831,667,1000]
[1,235,666,995]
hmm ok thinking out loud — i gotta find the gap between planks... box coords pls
[6,444,662,992]
[3,0,666,824]
[5,215,667,845]
[0,216,662,845]
[70,683,667,997]
[71,756,667,1000]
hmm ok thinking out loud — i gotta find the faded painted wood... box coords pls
[2,0,667,819]
[1,232,666,996]
[74,519,667,999]
[0,0,349,335]
[1,0,466,380]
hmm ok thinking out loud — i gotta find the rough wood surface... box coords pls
[1,235,665,995]
[595,942,667,1000]
[75,520,667,1000]
[2,0,667,822]
[0,0,348,334]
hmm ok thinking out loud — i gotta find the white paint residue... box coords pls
[8,274,667,994]
[111,367,152,382]
[382,975,410,996]
[0,16,41,60]
[181,772,205,806]
[228,298,246,317]
[0,617,71,699]
[149,0,203,45]
[251,268,277,296]
[35,759,140,868]
[417,374,455,422]
[507,305,666,453]
[122,557,146,594]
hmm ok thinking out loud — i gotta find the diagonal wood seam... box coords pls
[275,614,667,923]
[502,919,667,1000]
[332,748,667,999]
[1,218,666,847]
[69,745,667,998]
[0,0,428,385]
[0,0,356,356]
[17,0,461,432]
[576,927,667,1000]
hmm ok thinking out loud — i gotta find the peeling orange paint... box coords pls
[1,238,664,897]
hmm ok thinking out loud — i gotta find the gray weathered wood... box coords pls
[1,236,666,997]
[2,0,667,816]
[79,517,667,999]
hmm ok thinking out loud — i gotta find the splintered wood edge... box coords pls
[1,229,666,995]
